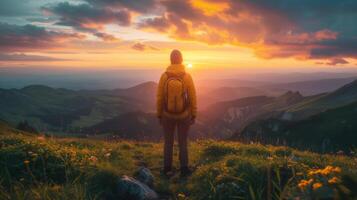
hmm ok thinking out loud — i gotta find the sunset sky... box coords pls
[0,0,356,71]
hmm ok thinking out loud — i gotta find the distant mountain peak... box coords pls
[21,85,57,94]
[277,91,303,105]
[333,79,357,94]
[126,81,157,90]
[279,90,303,99]
[22,85,53,91]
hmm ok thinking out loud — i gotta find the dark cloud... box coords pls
[316,58,349,66]
[85,0,158,13]
[0,0,34,16]
[138,16,170,32]
[0,22,84,52]
[0,53,70,61]
[310,37,357,58]
[43,2,130,40]
[94,32,119,42]
[162,0,201,20]
[131,42,159,51]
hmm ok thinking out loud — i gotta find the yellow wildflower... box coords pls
[333,167,341,173]
[328,177,340,184]
[321,166,334,175]
[298,179,313,189]
[309,166,341,176]
[298,182,306,189]
[312,182,322,190]
[89,155,98,163]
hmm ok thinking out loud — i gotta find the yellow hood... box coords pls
[166,64,186,75]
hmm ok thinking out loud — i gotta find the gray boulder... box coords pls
[134,167,154,187]
[117,175,158,200]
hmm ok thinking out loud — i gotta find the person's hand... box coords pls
[190,116,196,125]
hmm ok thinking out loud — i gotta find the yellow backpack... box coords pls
[164,72,189,114]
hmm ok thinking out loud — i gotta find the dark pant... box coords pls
[162,117,190,170]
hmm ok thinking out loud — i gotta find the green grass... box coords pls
[0,124,356,199]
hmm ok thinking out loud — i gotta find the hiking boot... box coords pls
[162,167,175,178]
[180,167,193,177]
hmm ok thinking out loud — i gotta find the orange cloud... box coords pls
[138,0,356,65]
[191,0,229,15]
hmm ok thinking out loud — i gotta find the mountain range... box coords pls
[1,77,357,151]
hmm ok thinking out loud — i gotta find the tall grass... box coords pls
[0,130,356,199]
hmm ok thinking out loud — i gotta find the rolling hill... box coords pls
[282,79,357,120]
[262,77,357,96]
[201,91,304,138]
[1,78,356,145]
[233,80,357,152]
[0,82,272,135]
[198,86,267,108]
[236,101,357,152]
[0,84,154,132]
[85,111,162,140]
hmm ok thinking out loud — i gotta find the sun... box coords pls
[187,63,193,68]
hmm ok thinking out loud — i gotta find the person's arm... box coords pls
[156,73,166,118]
[187,74,197,118]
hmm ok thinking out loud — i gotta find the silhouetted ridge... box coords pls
[21,85,53,91]
[277,91,303,104]
[330,79,357,96]
[114,81,157,99]
[126,81,157,90]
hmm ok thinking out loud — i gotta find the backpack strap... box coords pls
[165,72,186,79]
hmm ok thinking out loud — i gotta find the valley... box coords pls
[1,77,357,153]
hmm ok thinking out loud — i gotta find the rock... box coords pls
[337,150,344,156]
[134,167,154,187]
[289,154,299,162]
[117,175,158,200]
[281,112,293,121]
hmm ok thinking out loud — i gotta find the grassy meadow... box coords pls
[0,122,356,200]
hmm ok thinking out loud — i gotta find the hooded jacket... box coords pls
[156,64,197,119]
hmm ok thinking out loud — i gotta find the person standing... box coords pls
[156,49,197,177]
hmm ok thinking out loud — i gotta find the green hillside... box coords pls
[0,84,155,132]
[285,80,357,120]
[0,123,356,199]
[237,101,357,152]
[201,92,303,139]
[231,80,357,153]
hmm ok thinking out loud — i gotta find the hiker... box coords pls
[156,49,197,177]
